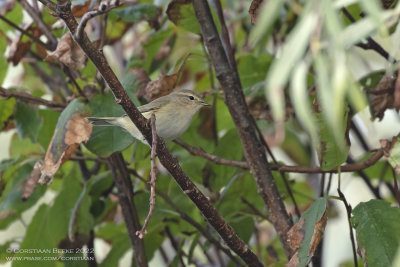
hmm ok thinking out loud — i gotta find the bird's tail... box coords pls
[87,117,118,126]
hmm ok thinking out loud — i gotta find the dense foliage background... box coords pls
[1,0,400,266]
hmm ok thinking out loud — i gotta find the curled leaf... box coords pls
[23,161,41,200]
[39,100,92,184]
[45,33,86,70]
[286,197,328,267]
[370,74,396,120]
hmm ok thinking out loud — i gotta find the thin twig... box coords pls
[129,168,245,266]
[107,153,148,267]
[175,138,385,173]
[337,188,358,267]
[0,15,51,50]
[174,139,249,168]
[136,113,157,238]
[75,0,121,41]
[18,0,57,50]
[254,124,301,217]
[213,0,236,71]
[0,86,66,109]
[341,7,395,62]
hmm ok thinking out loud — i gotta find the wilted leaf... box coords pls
[380,136,400,175]
[370,74,396,120]
[140,73,178,101]
[351,199,400,267]
[45,33,86,70]
[167,0,201,35]
[6,36,31,66]
[286,197,328,267]
[249,0,264,25]
[71,0,90,17]
[39,99,92,184]
[22,161,41,200]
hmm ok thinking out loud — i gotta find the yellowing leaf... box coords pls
[39,100,92,184]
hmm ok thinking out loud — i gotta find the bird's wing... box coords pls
[121,98,165,119]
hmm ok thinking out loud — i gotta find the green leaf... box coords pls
[166,0,221,36]
[167,0,201,35]
[0,4,23,33]
[291,196,327,267]
[266,2,319,121]
[111,4,159,23]
[237,54,272,89]
[249,0,286,49]
[13,165,93,267]
[97,223,132,267]
[0,97,15,130]
[143,28,175,73]
[9,134,42,158]
[0,163,46,229]
[37,109,60,149]
[85,93,133,156]
[14,101,42,142]
[316,108,350,171]
[351,200,400,267]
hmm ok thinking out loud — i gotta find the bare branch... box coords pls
[107,153,148,267]
[175,139,385,174]
[0,86,66,109]
[136,113,157,239]
[192,0,294,257]
[174,139,249,169]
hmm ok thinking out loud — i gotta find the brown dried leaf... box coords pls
[141,73,178,101]
[287,217,305,251]
[71,0,90,17]
[370,74,396,120]
[39,113,92,184]
[45,33,86,70]
[22,161,41,201]
[249,0,264,25]
[286,199,327,267]
[7,36,31,66]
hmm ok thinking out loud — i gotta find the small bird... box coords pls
[87,89,210,145]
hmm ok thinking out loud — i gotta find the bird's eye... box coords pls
[189,96,195,100]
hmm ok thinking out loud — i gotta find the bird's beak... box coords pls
[200,101,211,106]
